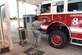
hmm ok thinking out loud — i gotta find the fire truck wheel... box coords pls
[48,30,68,49]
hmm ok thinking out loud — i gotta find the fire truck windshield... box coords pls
[41,3,51,14]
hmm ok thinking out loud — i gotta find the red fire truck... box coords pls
[38,0,82,48]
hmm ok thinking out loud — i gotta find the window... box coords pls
[68,2,82,12]
[41,3,51,14]
[27,17,30,22]
[57,5,64,12]
[57,1,64,12]
[32,17,35,22]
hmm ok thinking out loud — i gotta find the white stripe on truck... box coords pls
[70,27,82,33]
[41,25,48,30]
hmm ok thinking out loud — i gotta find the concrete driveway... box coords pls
[2,20,82,55]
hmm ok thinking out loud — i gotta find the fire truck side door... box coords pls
[53,1,66,23]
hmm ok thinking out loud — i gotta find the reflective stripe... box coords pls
[41,25,48,30]
[70,27,82,33]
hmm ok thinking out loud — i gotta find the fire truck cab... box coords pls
[38,0,82,49]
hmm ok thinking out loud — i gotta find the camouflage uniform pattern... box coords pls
[31,20,43,47]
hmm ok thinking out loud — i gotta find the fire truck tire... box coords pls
[48,30,68,49]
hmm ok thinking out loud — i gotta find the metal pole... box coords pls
[17,0,20,28]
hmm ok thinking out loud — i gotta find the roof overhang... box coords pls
[19,0,50,5]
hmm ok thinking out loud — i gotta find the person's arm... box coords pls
[31,22,36,31]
